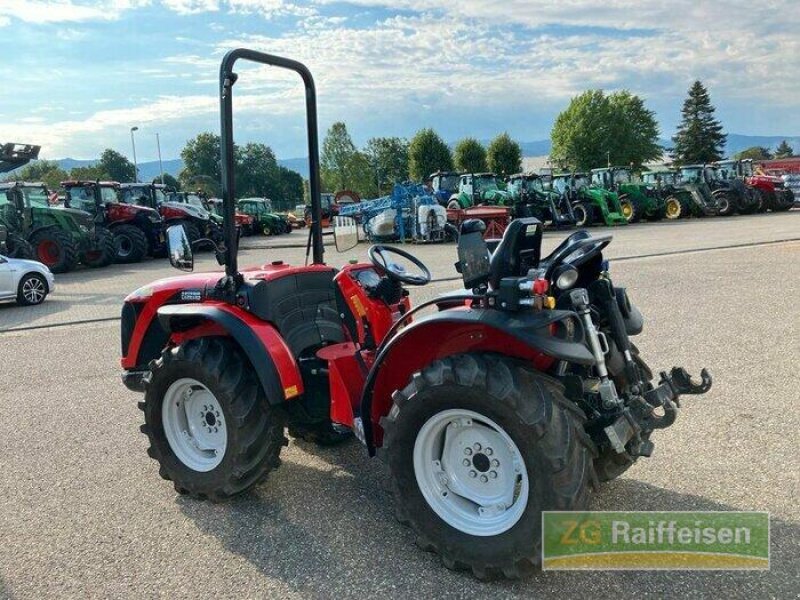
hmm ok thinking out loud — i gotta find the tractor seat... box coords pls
[244,269,345,357]
[487,218,542,289]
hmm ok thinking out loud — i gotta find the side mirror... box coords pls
[333,216,358,252]
[166,224,194,272]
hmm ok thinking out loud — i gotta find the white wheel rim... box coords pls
[162,378,227,472]
[22,277,46,303]
[413,409,529,536]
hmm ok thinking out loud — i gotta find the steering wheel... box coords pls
[368,245,431,286]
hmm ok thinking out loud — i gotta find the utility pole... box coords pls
[156,132,164,184]
[130,126,139,182]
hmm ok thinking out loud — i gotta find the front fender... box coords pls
[360,308,594,454]
[157,304,303,404]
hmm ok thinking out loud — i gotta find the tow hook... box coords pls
[604,367,713,455]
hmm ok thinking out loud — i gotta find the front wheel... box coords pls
[17,273,48,305]
[664,196,683,220]
[140,337,286,500]
[30,228,79,273]
[112,224,148,263]
[573,202,594,227]
[82,226,116,268]
[619,196,637,223]
[382,354,594,579]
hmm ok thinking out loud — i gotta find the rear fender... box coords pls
[360,308,594,454]
[157,304,303,404]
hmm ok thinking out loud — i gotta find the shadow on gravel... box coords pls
[177,440,798,598]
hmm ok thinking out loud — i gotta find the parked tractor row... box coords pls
[0,164,299,273]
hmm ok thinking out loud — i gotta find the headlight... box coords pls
[553,264,579,290]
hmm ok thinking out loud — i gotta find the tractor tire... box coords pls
[382,353,594,579]
[664,196,683,220]
[177,221,203,247]
[140,337,286,501]
[573,203,594,227]
[16,272,48,306]
[112,224,148,263]
[82,226,116,268]
[260,222,272,236]
[5,234,33,259]
[618,196,637,223]
[714,192,735,216]
[771,190,794,212]
[30,228,79,274]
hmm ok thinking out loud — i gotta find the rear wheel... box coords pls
[573,203,594,227]
[82,226,115,268]
[771,190,794,212]
[30,228,78,273]
[714,192,734,216]
[16,273,48,306]
[112,224,148,263]
[382,354,594,579]
[141,337,286,500]
[664,196,683,220]
[5,234,33,259]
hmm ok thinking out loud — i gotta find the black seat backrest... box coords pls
[488,218,542,289]
[244,269,345,357]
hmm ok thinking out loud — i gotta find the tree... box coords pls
[550,90,615,171]
[272,166,304,211]
[236,142,278,198]
[320,121,358,192]
[408,128,453,181]
[550,89,661,171]
[180,132,222,190]
[365,136,409,196]
[454,138,487,173]
[487,133,522,176]
[774,140,794,159]
[69,165,110,181]
[153,173,180,190]
[608,91,662,167]
[98,148,136,182]
[672,80,726,165]
[733,146,773,161]
[7,160,68,190]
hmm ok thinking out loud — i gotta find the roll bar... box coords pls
[219,49,324,277]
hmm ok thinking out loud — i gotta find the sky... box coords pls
[1,0,799,162]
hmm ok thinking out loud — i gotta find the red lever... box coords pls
[533,278,549,295]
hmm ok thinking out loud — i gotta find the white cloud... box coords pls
[161,0,220,15]
[0,0,149,24]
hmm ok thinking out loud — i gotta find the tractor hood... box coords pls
[162,201,210,220]
[51,206,94,229]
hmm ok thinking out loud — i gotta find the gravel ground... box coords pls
[0,213,798,598]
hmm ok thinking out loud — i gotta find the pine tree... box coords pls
[672,81,726,164]
[774,140,794,159]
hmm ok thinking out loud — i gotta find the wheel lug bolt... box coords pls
[480,475,488,483]
[485,448,493,456]
[207,427,212,433]
[462,459,470,467]
[492,459,500,467]
[490,471,498,479]
[464,448,472,456]
[473,443,481,451]
[469,470,477,478]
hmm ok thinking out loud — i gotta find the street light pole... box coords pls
[156,132,164,184]
[130,126,139,183]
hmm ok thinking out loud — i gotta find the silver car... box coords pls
[0,254,55,305]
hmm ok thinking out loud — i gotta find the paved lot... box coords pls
[0,212,798,598]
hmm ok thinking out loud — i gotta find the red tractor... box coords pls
[120,50,711,578]
[62,180,164,263]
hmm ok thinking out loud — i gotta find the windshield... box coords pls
[705,167,720,181]
[573,175,590,188]
[680,168,702,182]
[185,194,205,209]
[120,186,152,206]
[100,187,118,203]
[741,162,753,176]
[67,186,95,211]
[474,175,498,192]
[552,177,569,194]
[613,169,632,184]
[239,202,261,215]
[434,174,459,192]
[22,186,52,208]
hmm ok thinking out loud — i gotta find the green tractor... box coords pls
[237,198,291,235]
[0,181,112,272]
[677,165,731,216]
[640,168,717,219]
[591,166,664,222]
[446,173,513,209]
[506,172,576,228]
[551,172,628,227]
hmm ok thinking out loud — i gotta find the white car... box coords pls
[0,254,55,306]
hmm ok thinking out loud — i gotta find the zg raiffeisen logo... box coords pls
[542,511,769,570]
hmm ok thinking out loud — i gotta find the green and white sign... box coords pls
[542,511,769,570]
